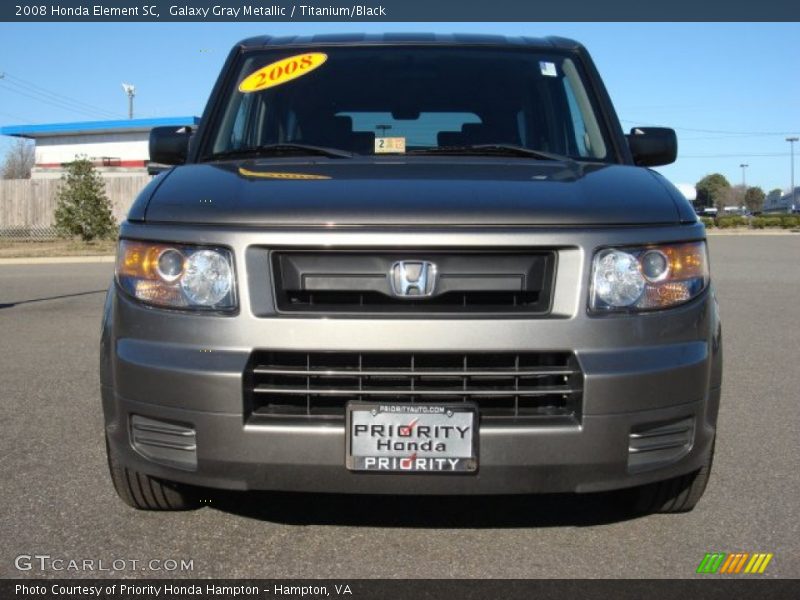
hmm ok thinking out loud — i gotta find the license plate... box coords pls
[346,402,478,473]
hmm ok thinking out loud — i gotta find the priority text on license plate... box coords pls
[345,402,478,473]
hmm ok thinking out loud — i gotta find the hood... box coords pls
[142,158,683,227]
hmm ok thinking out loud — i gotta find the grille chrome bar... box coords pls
[628,440,687,454]
[253,386,579,397]
[629,425,694,439]
[252,367,578,378]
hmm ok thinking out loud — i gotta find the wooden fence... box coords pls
[0,175,151,238]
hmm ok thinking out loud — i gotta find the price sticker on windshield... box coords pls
[375,137,406,154]
[239,53,328,93]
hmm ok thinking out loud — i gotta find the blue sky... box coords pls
[1,22,798,193]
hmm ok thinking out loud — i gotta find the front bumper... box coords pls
[104,387,719,495]
[101,222,722,495]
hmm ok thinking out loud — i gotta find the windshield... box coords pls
[204,46,613,161]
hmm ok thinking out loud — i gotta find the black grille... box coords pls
[281,290,545,312]
[246,351,582,421]
[271,251,556,315]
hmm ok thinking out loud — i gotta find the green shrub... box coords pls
[750,215,797,228]
[54,156,116,242]
[716,216,746,229]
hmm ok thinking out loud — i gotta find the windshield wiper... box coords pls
[408,143,576,163]
[208,143,353,160]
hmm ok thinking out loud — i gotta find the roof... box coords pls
[237,33,581,51]
[0,116,200,139]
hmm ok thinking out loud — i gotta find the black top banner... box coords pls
[2,0,799,22]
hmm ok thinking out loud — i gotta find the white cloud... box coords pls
[675,183,697,201]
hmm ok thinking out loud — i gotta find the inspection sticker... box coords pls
[540,61,558,77]
[239,53,327,93]
[374,137,406,154]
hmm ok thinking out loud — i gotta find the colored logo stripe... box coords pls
[719,553,748,573]
[697,553,726,574]
[744,553,773,574]
[697,552,773,574]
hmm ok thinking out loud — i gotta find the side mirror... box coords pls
[627,127,677,167]
[149,126,192,165]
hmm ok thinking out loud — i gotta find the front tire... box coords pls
[631,439,715,514]
[106,437,200,510]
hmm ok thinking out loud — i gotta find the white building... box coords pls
[0,117,198,179]
[763,187,799,213]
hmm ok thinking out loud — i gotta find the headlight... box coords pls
[116,240,236,311]
[590,241,708,312]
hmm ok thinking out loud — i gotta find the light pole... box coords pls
[739,164,748,210]
[787,137,798,212]
[121,83,136,119]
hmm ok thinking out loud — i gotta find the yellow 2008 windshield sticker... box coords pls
[239,53,327,93]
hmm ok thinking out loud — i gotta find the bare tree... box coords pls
[1,138,35,179]
[721,184,746,210]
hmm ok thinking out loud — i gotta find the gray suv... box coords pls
[101,34,722,512]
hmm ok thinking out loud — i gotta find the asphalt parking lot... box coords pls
[0,235,798,579]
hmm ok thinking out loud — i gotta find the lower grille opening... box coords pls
[245,351,583,422]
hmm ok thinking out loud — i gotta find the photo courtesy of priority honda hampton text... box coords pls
[101,34,722,513]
